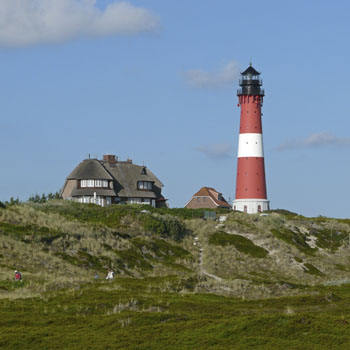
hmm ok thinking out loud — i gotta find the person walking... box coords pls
[14,270,22,282]
[106,270,114,280]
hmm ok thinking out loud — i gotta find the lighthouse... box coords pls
[233,64,270,214]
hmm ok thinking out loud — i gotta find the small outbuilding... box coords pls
[185,187,231,209]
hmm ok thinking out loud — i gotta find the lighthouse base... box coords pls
[233,199,270,214]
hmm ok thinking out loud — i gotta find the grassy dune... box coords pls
[0,201,350,348]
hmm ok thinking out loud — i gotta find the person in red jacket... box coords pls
[14,270,22,282]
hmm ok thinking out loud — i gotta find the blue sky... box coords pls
[0,0,349,217]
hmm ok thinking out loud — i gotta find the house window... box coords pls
[129,198,142,204]
[258,205,262,212]
[244,205,247,213]
[79,196,92,203]
[142,198,151,205]
[137,181,153,190]
[80,179,109,188]
[95,180,102,187]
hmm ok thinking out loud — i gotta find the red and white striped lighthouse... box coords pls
[233,64,269,214]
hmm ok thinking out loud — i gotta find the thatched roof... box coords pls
[103,162,162,199]
[67,159,113,180]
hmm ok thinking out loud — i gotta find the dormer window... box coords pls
[80,179,109,188]
[137,181,153,190]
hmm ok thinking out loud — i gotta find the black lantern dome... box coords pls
[237,64,264,96]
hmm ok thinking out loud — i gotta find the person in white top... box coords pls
[106,270,114,280]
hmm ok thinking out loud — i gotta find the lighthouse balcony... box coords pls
[237,87,265,96]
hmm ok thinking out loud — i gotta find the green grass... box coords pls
[209,231,268,258]
[0,277,350,349]
[311,227,348,251]
[335,264,350,272]
[2,202,350,348]
[303,263,324,276]
[35,201,229,225]
[271,227,317,255]
[55,251,114,272]
[0,280,26,291]
[35,201,190,241]
[0,222,65,244]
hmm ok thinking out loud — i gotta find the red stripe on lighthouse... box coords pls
[235,157,267,199]
[239,95,262,134]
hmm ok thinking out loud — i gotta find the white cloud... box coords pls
[0,0,159,47]
[184,60,240,88]
[195,143,231,159]
[276,132,350,151]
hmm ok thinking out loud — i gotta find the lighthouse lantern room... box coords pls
[233,64,270,214]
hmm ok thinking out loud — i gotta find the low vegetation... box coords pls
[270,227,317,255]
[0,277,349,349]
[0,201,350,348]
[209,231,268,258]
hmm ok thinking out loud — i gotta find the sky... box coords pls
[0,0,350,218]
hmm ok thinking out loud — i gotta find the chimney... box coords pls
[103,154,117,164]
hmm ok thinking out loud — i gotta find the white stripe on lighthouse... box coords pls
[237,133,264,158]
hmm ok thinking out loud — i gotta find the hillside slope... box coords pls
[1,201,350,299]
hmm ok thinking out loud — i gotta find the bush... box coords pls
[0,222,65,243]
[271,227,316,255]
[303,263,324,276]
[142,215,187,241]
[209,231,268,258]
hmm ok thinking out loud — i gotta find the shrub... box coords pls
[141,215,187,241]
[271,227,316,255]
[303,263,324,276]
[311,227,348,251]
[209,231,268,258]
[294,256,303,263]
[0,222,65,243]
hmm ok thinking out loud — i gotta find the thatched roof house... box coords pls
[61,154,166,207]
